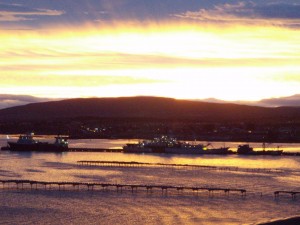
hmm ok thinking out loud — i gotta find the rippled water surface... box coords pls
[0,138,299,224]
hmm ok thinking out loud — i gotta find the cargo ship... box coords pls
[123,136,231,154]
[2,133,68,152]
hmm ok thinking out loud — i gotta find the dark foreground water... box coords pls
[0,138,299,224]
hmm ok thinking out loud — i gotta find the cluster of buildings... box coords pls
[70,120,300,143]
[1,118,299,143]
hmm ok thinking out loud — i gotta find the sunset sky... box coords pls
[1,0,300,103]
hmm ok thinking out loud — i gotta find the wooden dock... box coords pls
[274,191,300,199]
[77,160,282,173]
[2,146,300,156]
[2,179,299,199]
[0,147,122,153]
[0,179,246,197]
[78,160,221,170]
[70,150,300,156]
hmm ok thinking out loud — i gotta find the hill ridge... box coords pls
[0,96,299,122]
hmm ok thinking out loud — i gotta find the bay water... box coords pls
[0,137,299,224]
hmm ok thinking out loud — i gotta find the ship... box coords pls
[237,144,283,156]
[123,136,231,155]
[2,133,68,152]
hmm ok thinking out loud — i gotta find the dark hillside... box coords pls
[0,96,299,122]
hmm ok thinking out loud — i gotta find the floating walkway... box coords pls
[77,160,282,173]
[0,179,246,196]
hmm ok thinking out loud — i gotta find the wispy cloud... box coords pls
[1,3,300,101]
[173,2,300,27]
[0,3,64,22]
[0,74,160,87]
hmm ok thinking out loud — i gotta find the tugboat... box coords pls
[2,133,68,152]
[237,143,283,156]
[237,144,254,154]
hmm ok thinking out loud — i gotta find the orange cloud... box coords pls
[1,21,300,101]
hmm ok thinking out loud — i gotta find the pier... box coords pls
[78,160,221,169]
[77,160,282,173]
[0,146,123,153]
[68,148,122,152]
[2,146,300,156]
[274,191,300,199]
[0,179,246,197]
[70,149,300,156]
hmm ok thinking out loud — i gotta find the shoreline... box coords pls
[2,147,300,156]
[2,134,300,144]
[258,216,300,225]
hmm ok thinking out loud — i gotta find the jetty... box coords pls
[68,148,122,152]
[1,145,300,156]
[274,191,300,199]
[77,160,282,173]
[0,179,246,197]
[77,160,221,169]
[0,146,123,153]
[2,179,299,199]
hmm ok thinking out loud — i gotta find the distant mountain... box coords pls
[0,96,300,122]
[256,94,300,107]
[0,94,56,109]
[202,94,300,107]
[1,94,300,111]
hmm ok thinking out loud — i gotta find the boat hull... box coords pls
[165,147,205,154]
[123,146,152,153]
[7,142,67,152]
[123,145,231,155]
[238,150,283,156]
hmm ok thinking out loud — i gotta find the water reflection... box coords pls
[0,136,299,225]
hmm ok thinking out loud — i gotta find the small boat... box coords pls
[237,144,283,156]
[2,133,68,152]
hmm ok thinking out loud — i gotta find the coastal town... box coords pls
[1,118,299,143]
